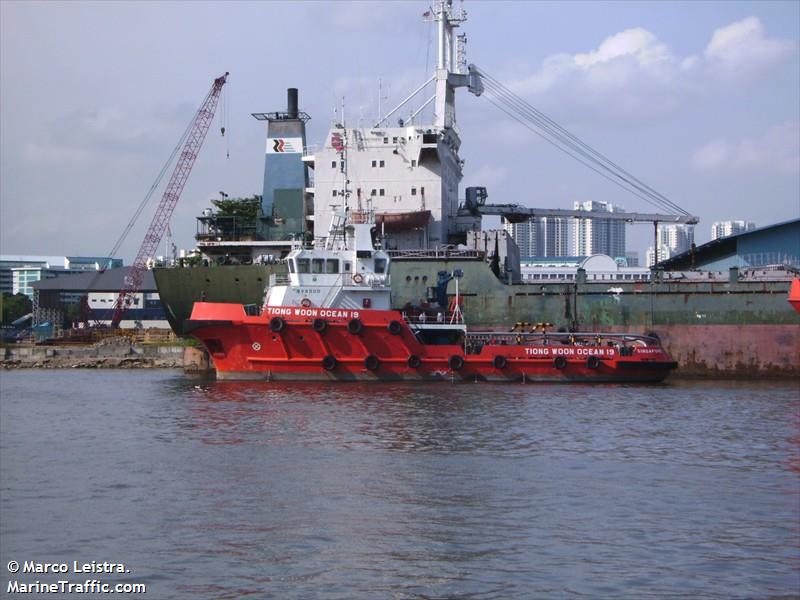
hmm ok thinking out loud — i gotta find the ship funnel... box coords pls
[287,88,298,119]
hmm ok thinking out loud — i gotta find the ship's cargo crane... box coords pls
[110,72,228,328]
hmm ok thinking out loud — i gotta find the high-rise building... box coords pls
[711,221,756,241]
[539,217,570,257]
[503,217,569,258]
[572,201,626,257]
[502,219,539,257]
[647,224,695,267]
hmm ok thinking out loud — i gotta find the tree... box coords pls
[202,195,261,241]
[1,293,32,325]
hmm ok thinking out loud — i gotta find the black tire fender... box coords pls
[364,354,380,371]
[322,355,337,371]
[448,355,464,371]
[269,317,286,333]
[312,318,327,333]
[387,320,403,335]
[407,354,422,369]
[347,318,364,335]
[587,355,601,369]
[554,356,567,369]
[493,355,507,370]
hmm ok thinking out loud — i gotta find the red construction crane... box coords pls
[110,72,228,328]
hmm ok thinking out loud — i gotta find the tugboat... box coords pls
[185,212,678,382]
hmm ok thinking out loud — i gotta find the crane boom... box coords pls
[476,203,699,225]
[110,72,228,328]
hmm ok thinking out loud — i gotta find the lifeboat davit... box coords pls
[375,210,431,232]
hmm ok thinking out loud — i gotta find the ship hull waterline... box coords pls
[186,303,677,383]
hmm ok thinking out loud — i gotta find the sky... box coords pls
[1,0,798,262]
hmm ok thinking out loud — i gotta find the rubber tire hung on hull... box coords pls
[448,355,464,371]
[269,317,286,333]
[554,356,567,369]
[387,320,403,335]
[364,354,380,371]
[407,355,422,369]
[322,355,337,371]
[493,355,507,370]
[312,318,327,333]
[587,355,601,369]
[347,318,364,335]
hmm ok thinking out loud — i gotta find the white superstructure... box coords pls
[264,211,392,311]
[304,1,483,251]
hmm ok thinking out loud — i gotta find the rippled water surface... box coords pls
[1,370,798,598]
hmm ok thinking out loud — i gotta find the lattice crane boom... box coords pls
[110,72,228,328]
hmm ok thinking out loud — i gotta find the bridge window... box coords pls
[371,189,376,196]
[379,189,385,196]
[331,161,336,168]
[379,160,385,167]
[297,258,310,273]
[344,261,352,272]
[326,259,339,274]
[371,160,377,167]
[411,159,417,167]
[411,187,417,196]
[374,258,387,274]
[312,258,324,274]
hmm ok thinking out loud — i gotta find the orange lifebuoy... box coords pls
[300,297,311,307]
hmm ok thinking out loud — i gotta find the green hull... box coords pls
[154,261,800,376]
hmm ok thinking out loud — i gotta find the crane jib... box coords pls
[110,72,228,328]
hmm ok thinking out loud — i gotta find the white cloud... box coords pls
[574,28,672,69]
[691,121,800,174]
[705,16,794,75]
[504,17,793,120]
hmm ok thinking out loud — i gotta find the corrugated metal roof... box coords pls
[30,267,157,292]
[659,218,800,270]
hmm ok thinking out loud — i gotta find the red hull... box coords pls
[186,303,677,383]
[789,279,800,314]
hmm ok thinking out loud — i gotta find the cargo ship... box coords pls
[154,0,800,377]
[185,213,677,382]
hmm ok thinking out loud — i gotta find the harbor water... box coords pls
[1,370,798,599]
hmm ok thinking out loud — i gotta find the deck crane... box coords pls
[109,72,228,328]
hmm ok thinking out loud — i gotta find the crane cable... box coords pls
[102,113,196,266]
[473,66,690,217]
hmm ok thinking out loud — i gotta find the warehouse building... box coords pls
[31,267,168,331]
[658,218,799,271]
